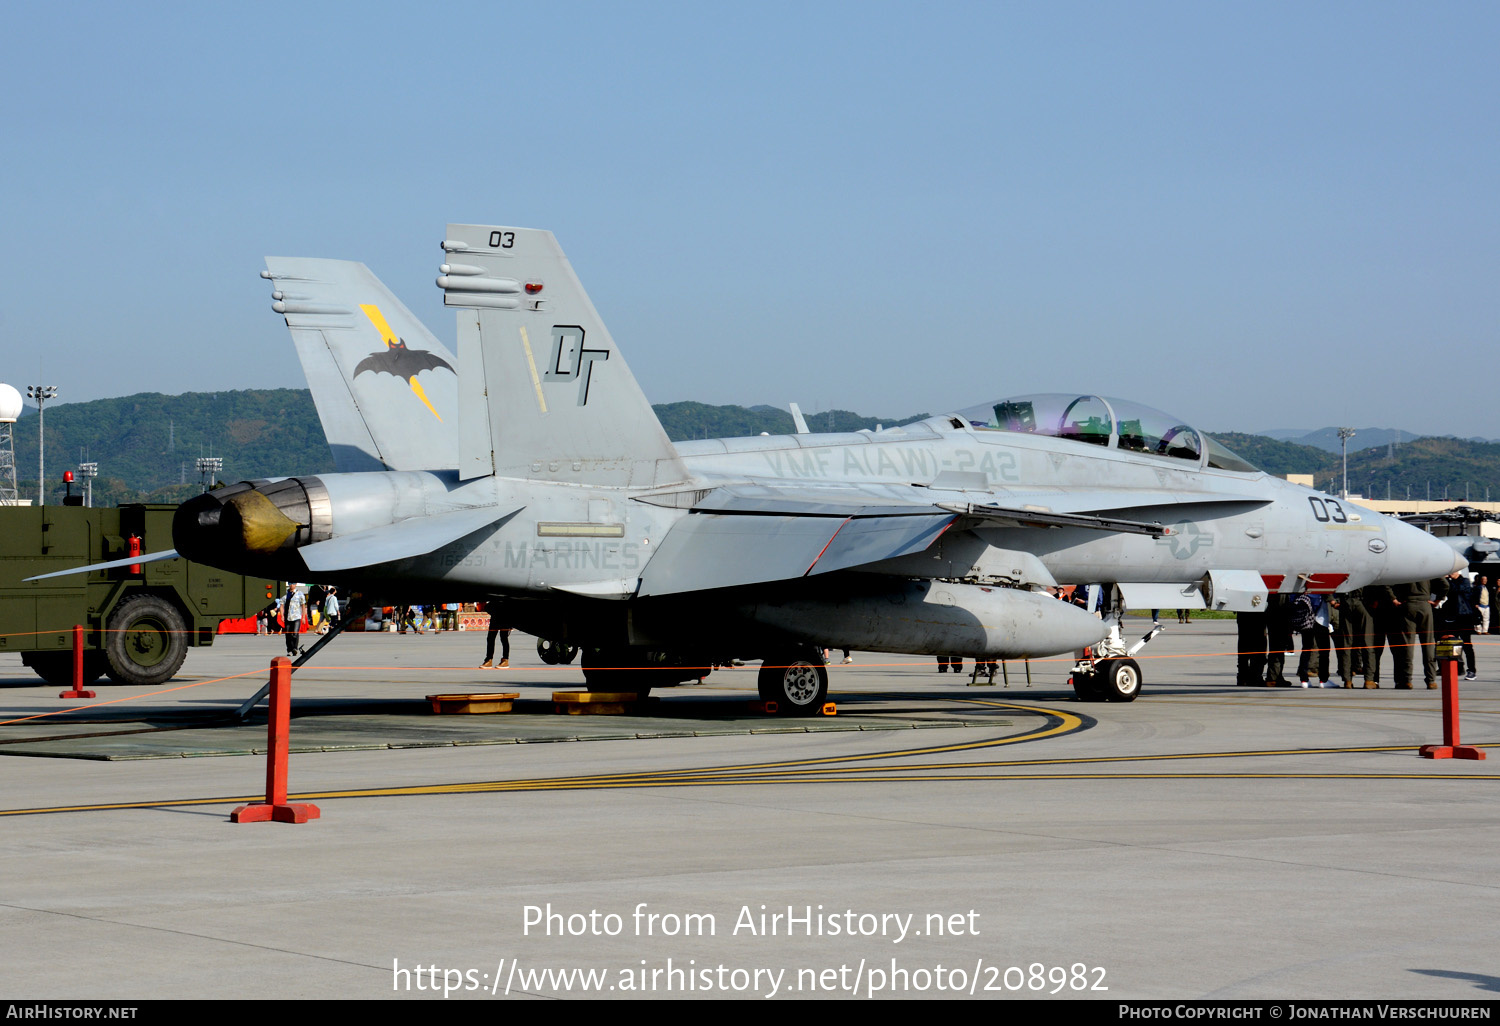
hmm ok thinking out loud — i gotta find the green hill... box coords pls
[10,390,329,506]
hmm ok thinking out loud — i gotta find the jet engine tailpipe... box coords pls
[173,477,332,576]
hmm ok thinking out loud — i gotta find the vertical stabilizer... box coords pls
[438,224,686,487]
[263,258,458,472]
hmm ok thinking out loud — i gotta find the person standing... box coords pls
[1434,571,1478,681]
[1332,591,1369,688]
[1363,584,1404,688]
[480,602,511,668]
[1294,594,1332,687]
[1399,579,1437,689]
[398,605,425,635]
[1475,575,1490,636]
[1236,609,1267,686]
[282,584,305,658]
[321,587,340,634]
[1264,595,1294,686]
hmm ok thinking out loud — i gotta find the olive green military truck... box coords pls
[1,503,279,687]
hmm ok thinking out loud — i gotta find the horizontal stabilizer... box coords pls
[24,549,179,582]
[299,505,517,573]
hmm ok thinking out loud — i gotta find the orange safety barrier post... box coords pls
[1419,638,1485,761]
[231,657,322,823]
[59,625,96,700]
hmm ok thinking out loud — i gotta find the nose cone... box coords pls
[1376,518,1468,585]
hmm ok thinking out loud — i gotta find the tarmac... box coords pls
[1,619,1497,1001]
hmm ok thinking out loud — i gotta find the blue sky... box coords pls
[2,2,1496,437]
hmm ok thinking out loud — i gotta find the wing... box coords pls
[633,482,1176,598]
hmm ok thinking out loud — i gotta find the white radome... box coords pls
[0,383,22,424]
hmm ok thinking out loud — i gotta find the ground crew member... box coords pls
[1399,579,1437,688]
[1362,584,1403,688]
[1264,595,1293,686]
[1236,608,1267,686]
[1331,591,1369,688]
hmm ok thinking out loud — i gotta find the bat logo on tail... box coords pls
[355,304,455,420]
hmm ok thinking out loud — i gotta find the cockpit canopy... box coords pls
[957,394,1258,473]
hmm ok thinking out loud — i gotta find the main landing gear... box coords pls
[757,646,830,715]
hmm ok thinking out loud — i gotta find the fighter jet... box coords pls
[67,224,1465,711]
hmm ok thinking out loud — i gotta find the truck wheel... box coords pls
[104,595,188,686]
[23,651,106,687]
[757,649,829,715]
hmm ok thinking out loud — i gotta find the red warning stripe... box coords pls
[1260,572,1349,594]
[1304,573,1349,594]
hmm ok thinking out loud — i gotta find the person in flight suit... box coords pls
[1399,578,1437,689]
[1263,595,1294,686]
[1331,590,1369,688]
[1362,584,1404,688]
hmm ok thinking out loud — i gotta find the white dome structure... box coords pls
[0,383,21,424]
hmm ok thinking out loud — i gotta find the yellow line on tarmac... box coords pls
[6,709,1494,818]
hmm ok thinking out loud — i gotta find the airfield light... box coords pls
[196,456,224,493]
[1337,428,1356,500]
[26,384,58,505]
[78,462,98,507]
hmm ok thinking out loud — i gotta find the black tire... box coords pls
[1098,657,1143,702]
[104,595,188,686]
[23,651,106,688]
[537,638,580,665]
[580,648,650,696]
[757,649,829,715]
[1071,668,1106,702]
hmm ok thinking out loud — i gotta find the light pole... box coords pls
[26,385,57,505]
[77,462,98,507]
[196,456,223,493]
[1337,427,1355,500]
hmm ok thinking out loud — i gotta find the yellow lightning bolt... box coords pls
[360,304,443,421]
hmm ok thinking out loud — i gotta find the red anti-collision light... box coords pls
[525,282,543,294]
[64,470,74,482]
